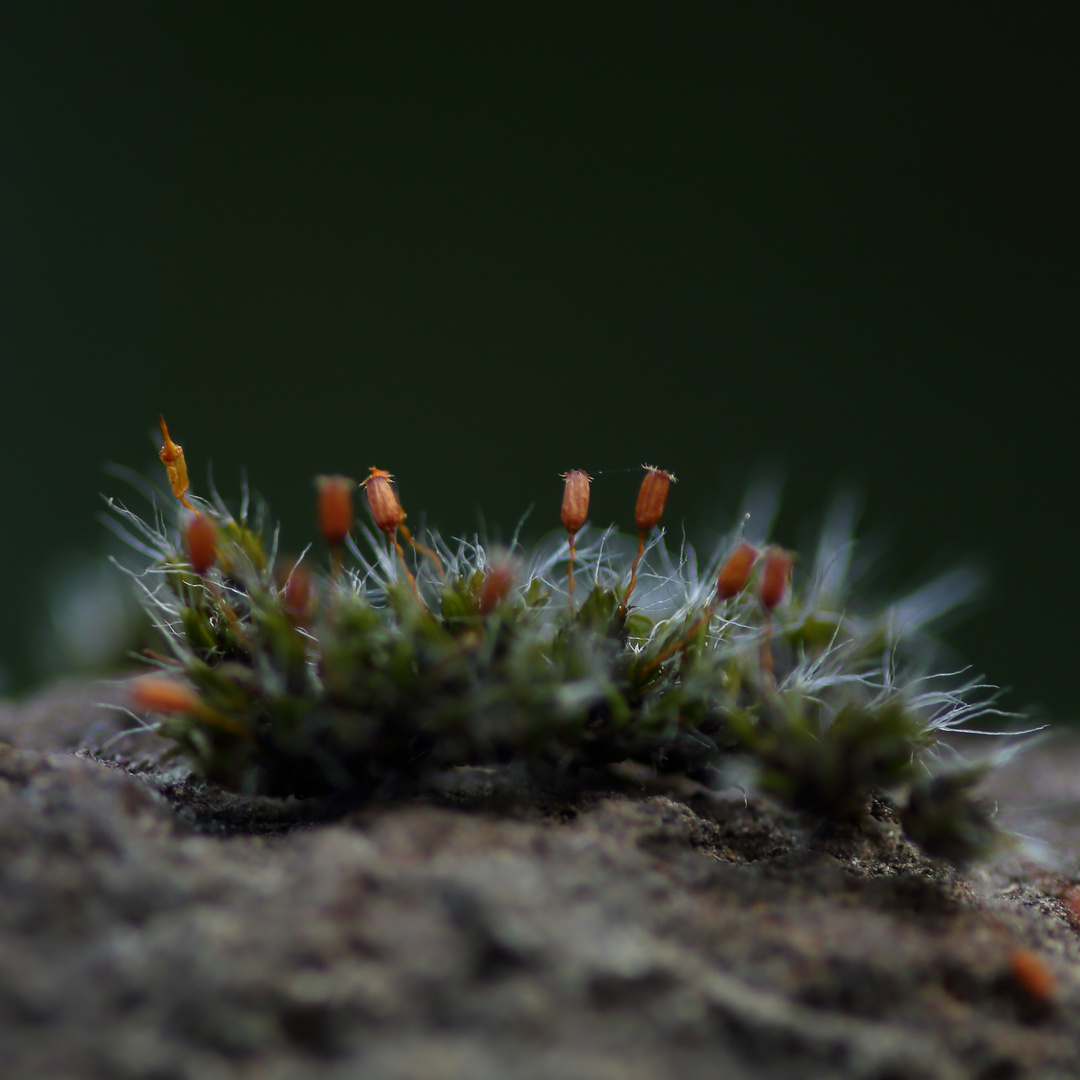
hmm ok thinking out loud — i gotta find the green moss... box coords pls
[106,460,1027,864]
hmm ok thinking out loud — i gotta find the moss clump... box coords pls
[107,426,1024,863]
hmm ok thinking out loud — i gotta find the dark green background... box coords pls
[2,8,1076,717]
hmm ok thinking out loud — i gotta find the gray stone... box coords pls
[1,679,1078,1079]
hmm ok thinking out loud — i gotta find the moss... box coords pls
[105,439,1028,863]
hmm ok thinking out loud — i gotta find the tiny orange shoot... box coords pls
[158,415,195,511]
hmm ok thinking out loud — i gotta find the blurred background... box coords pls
[1,7,1076,717]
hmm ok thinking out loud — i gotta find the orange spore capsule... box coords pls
[561,470,592,611]
[362,467,420,599]
[281,562,313,620]
[479,556,517,614]
[158,415,194,510]
[560,470,592,534]
[634,466,676,532]
[1008,947,1056,1002]
[363,467,406,535]
[716,542,759,601]
[620,465,676,617]
[316,474,355,546]
[760,547,793,612]
[131,676,202,716]
[185,512,217,576]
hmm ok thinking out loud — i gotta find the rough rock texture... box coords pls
[2,679,1080,1080]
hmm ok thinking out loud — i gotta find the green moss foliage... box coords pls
[105,459,1027,864]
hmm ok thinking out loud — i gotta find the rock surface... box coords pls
[2,679,1080,1079]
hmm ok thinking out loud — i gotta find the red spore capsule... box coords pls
[185,512,217,575]
[760,548,793,612]
[282,562,313,619]
[560,470,591,534]
[316,474,355,546]
[479,557,517,614]
[716,542,759,601]
[634,466,675,532]
[363,468,406,535]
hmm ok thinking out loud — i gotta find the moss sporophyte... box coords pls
[104,417,1034,863]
